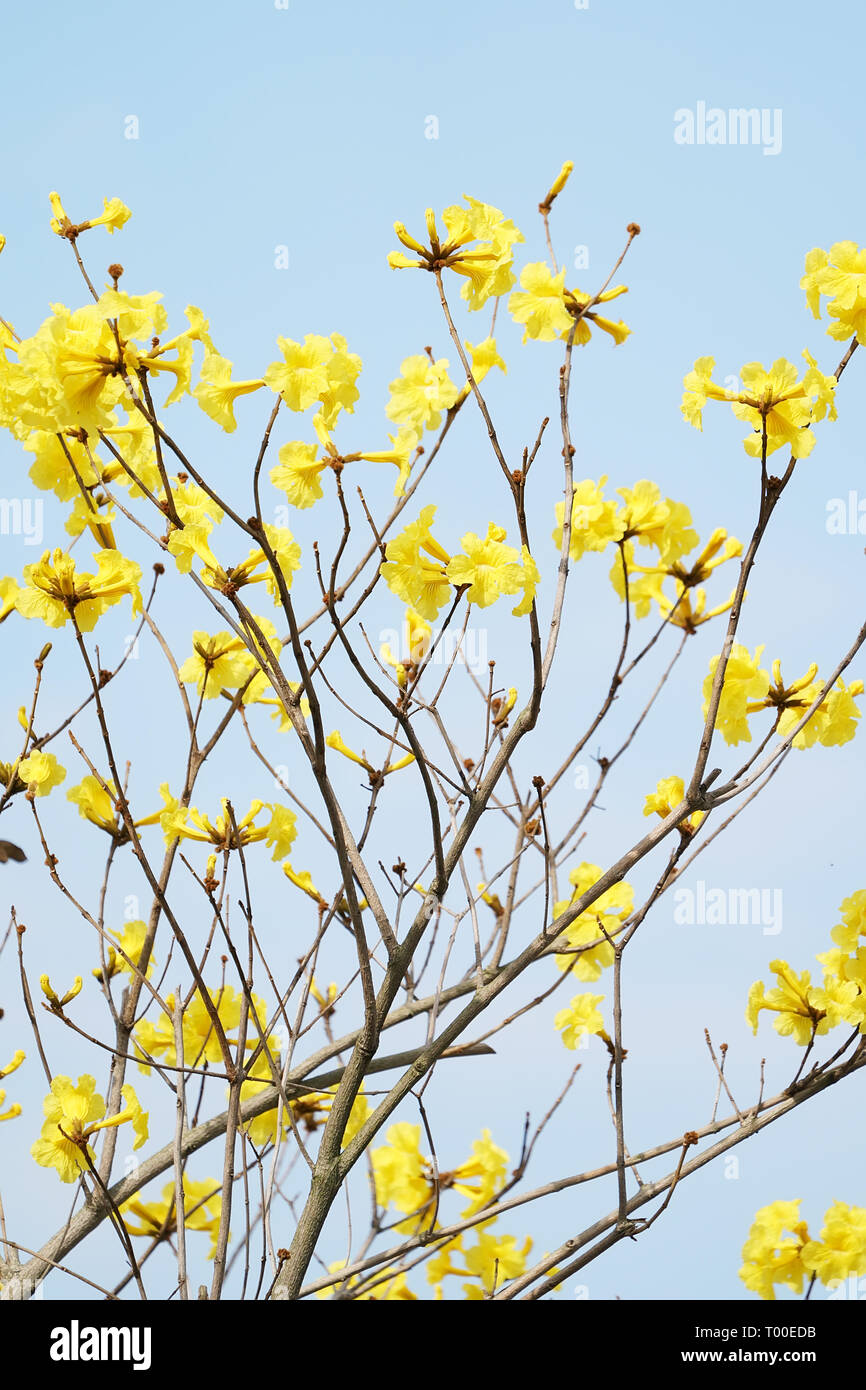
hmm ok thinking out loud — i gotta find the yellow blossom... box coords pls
[739,1200,810,1300]
[17,750,65,798]
[385,355,460,434]
[554,993,608,1050]
[552,477,623,561]
[15,548,142,631]
[193,352,266,431]
[121,1175,224,1260]
[31,1075,147,1184]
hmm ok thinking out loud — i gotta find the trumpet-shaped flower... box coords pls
[554,993,607,1050]
[445,523,524,608]
[739,1200,810,1300]
[642,775,704,832]
[553,863,634,981]
[552,477,623,561]
[801,242,866,343]
[800,1201,866,1288]
[385,355,460,435]
[31,1075,147,1183]
[193,352,266,432]
[121,1175,224,1260]
[746,959,859,1045]
[270,439,328,509]
[702,644,770,746]
[15,548,142,631]
[380,504,453,620]
[17,750,65,797]
[682,354,837,458]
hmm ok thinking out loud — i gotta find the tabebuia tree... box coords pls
[0,164,863,1302]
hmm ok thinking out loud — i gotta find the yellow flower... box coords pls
[446,523,524,608]
[642,775,703,832]
[553,863,634,981]
[385,355,460,434]
[357,426,421,497]
[380,607,433,684]
[682,354,837,458]
[371,1122,435,1232]
[739,1200,809,1300]
[554,993,607,1050]
[801,1201,866,1288]
[77,196,132,236]
[0,1049,25,1120]
[31,1075,147,1184]
[318,332,362,427]
[509,262,630,345]
[121,1175,224,1260]
[508,262,573,342]
[450,1130,509,1215]
[389,196,522,311]
[552,477,623,561]
[106,920,155,981]
[159,790,297,859]
[702,644,770,746]
[67,775,119,834]
[764,663,863,750]
[801,241,866,343]
[0,1050,25,1080]
[463,336,507,384]
[615,482,698,559]
[380,505,453,620]
[264,334,332,412]
[0,1090,22,1122]
[283,861,326,906]
[40,974,83,1009]
[15,548,143,631]
[270,439,327,509]
[193,352,266,432]
[326,730,415,779]
[134,985,256,1072]
[17,750,65,798]
[177,624,281,700]
[747,959,859,1046]
[462,1227,533,1294]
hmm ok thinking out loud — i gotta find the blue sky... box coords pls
[0,0,864,1301]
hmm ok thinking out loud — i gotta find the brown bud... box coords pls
[626,222,641,236]
[107,262,124,280]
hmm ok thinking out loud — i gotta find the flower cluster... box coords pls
[747,890,866,1046]
[740,1199,866,1299]
[380,505,538,621]
[703,648,862,747]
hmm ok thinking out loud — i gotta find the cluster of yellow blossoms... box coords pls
[552,478,742,631]
[747,890,866,1046]
[380,505,538,621]
[704,649,862,747]
[738,895,866,1298]
[121,1175,224,1260]
[740,1199,866,1299]
[358,1121,532,1298]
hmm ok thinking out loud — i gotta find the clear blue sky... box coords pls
[1,0,864,1301]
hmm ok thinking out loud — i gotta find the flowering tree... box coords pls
[0,165,864,1302]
